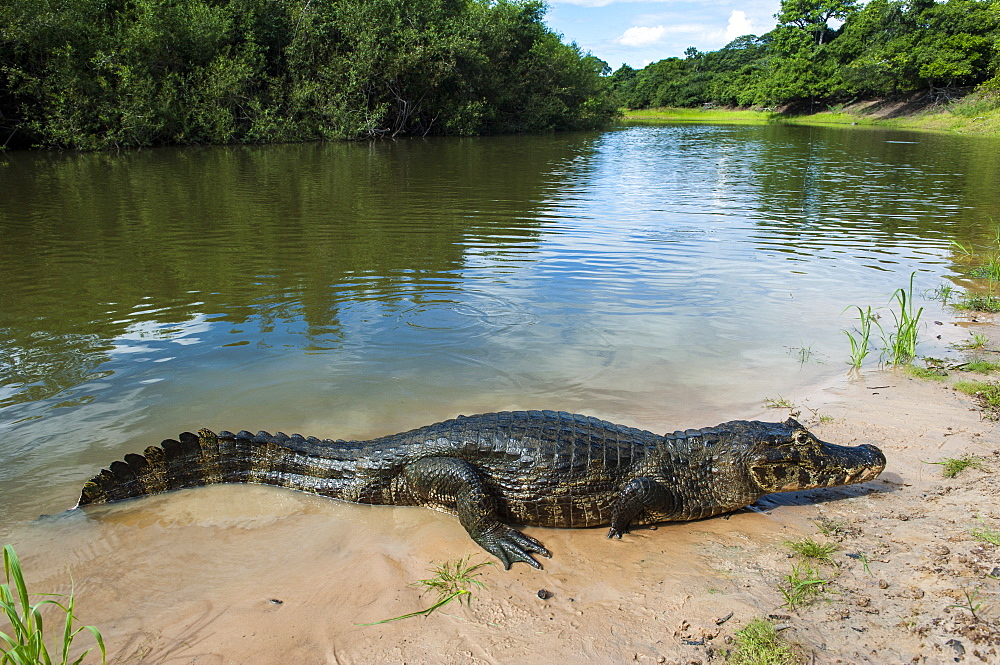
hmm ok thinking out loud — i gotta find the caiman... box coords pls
[78,411,886,569]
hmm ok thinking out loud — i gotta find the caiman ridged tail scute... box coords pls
[77,428,350,506]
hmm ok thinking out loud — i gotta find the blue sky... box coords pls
[544,0,783,71]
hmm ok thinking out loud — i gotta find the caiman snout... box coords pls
[794,440,887,491]
[845,443,886,483]
[750,423,887,494]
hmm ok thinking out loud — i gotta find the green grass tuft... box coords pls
[971,517,1000,546]
[955,294,1000,312]
[924,454,984,478]
[963,360,1000,373]
[953,332,990,350]
[903,364,947,381]
[778,562,829,612]
[786,538,838,562]
[359,556,494,625]
[1,544,106,665]
[726,618,799,665]
[764,396,795,409]
[954,380,1000,418]
[949,587,987,621]
[971,262,1000,281]
[813,517,846,538]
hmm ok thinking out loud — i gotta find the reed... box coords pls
[881,273,923,366]
[842,305,876,368]
[1,545,106,665]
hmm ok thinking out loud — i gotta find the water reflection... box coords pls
[1,125,999,530]
[1,137,587,409]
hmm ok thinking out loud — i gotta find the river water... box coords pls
[1,123,998,545]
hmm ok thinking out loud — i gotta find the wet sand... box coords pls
[4,317,999,664]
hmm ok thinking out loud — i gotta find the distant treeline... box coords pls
[0,0,617,149]
[611,0,1000,110]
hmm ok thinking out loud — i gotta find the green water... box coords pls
[1,125,999,537]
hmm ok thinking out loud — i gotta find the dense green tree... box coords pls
[608,0,999,110]
[703,36,772,106]
[0,0,617,149]
[776,0,859,44]
[909,0,1000,93]
[831,0,914,95]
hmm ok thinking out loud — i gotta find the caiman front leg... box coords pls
[608,477,676,539]
[403,457,551,569]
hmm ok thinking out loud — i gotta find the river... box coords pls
[1,125,998,645]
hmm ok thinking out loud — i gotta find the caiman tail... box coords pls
[78,428,358,506]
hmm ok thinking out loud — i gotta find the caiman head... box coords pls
[741,418,886,494]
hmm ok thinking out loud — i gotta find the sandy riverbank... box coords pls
[4,317,999,664]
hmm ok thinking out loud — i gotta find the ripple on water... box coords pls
[399,292,540,332]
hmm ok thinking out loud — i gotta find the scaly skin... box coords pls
[78,410,886,568]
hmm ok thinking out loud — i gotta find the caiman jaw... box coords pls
[752,440,886,494]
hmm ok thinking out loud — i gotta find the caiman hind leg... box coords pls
[608,477,677,539]
[402,457,551,569]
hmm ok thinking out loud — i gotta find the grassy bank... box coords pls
[624,93,1000,136]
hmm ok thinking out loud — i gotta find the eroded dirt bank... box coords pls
[4,319,999,665]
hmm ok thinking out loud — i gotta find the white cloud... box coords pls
[554,0,664,6]
[662,23,708,35]
[618,25,667,47]
[724,10,755,40]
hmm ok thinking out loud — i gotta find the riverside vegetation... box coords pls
[842,273,923,369]
[0,0,618,149]
[1,545,106,665]
[609,0,1000,117]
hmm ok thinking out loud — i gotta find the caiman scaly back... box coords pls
[79,410,886,569]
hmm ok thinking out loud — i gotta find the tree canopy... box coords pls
[0,0,618,149]
[611,0,1000,110]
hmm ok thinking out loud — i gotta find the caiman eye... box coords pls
[794,431,810,444]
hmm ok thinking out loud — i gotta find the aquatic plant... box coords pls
[1,544,106,665]
[971,262,1000,281]
[786,345,823,365]
[951,239,975,257]
[927,284,955,304]
[953,332,989,350]
[842,305,876,368]
[951,222,1000,312]
[881,273,923,366]
[955,294,1000,312]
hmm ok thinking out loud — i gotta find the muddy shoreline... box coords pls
[3,318,999,664]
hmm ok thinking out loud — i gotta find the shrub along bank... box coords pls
[0,0,618,150]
